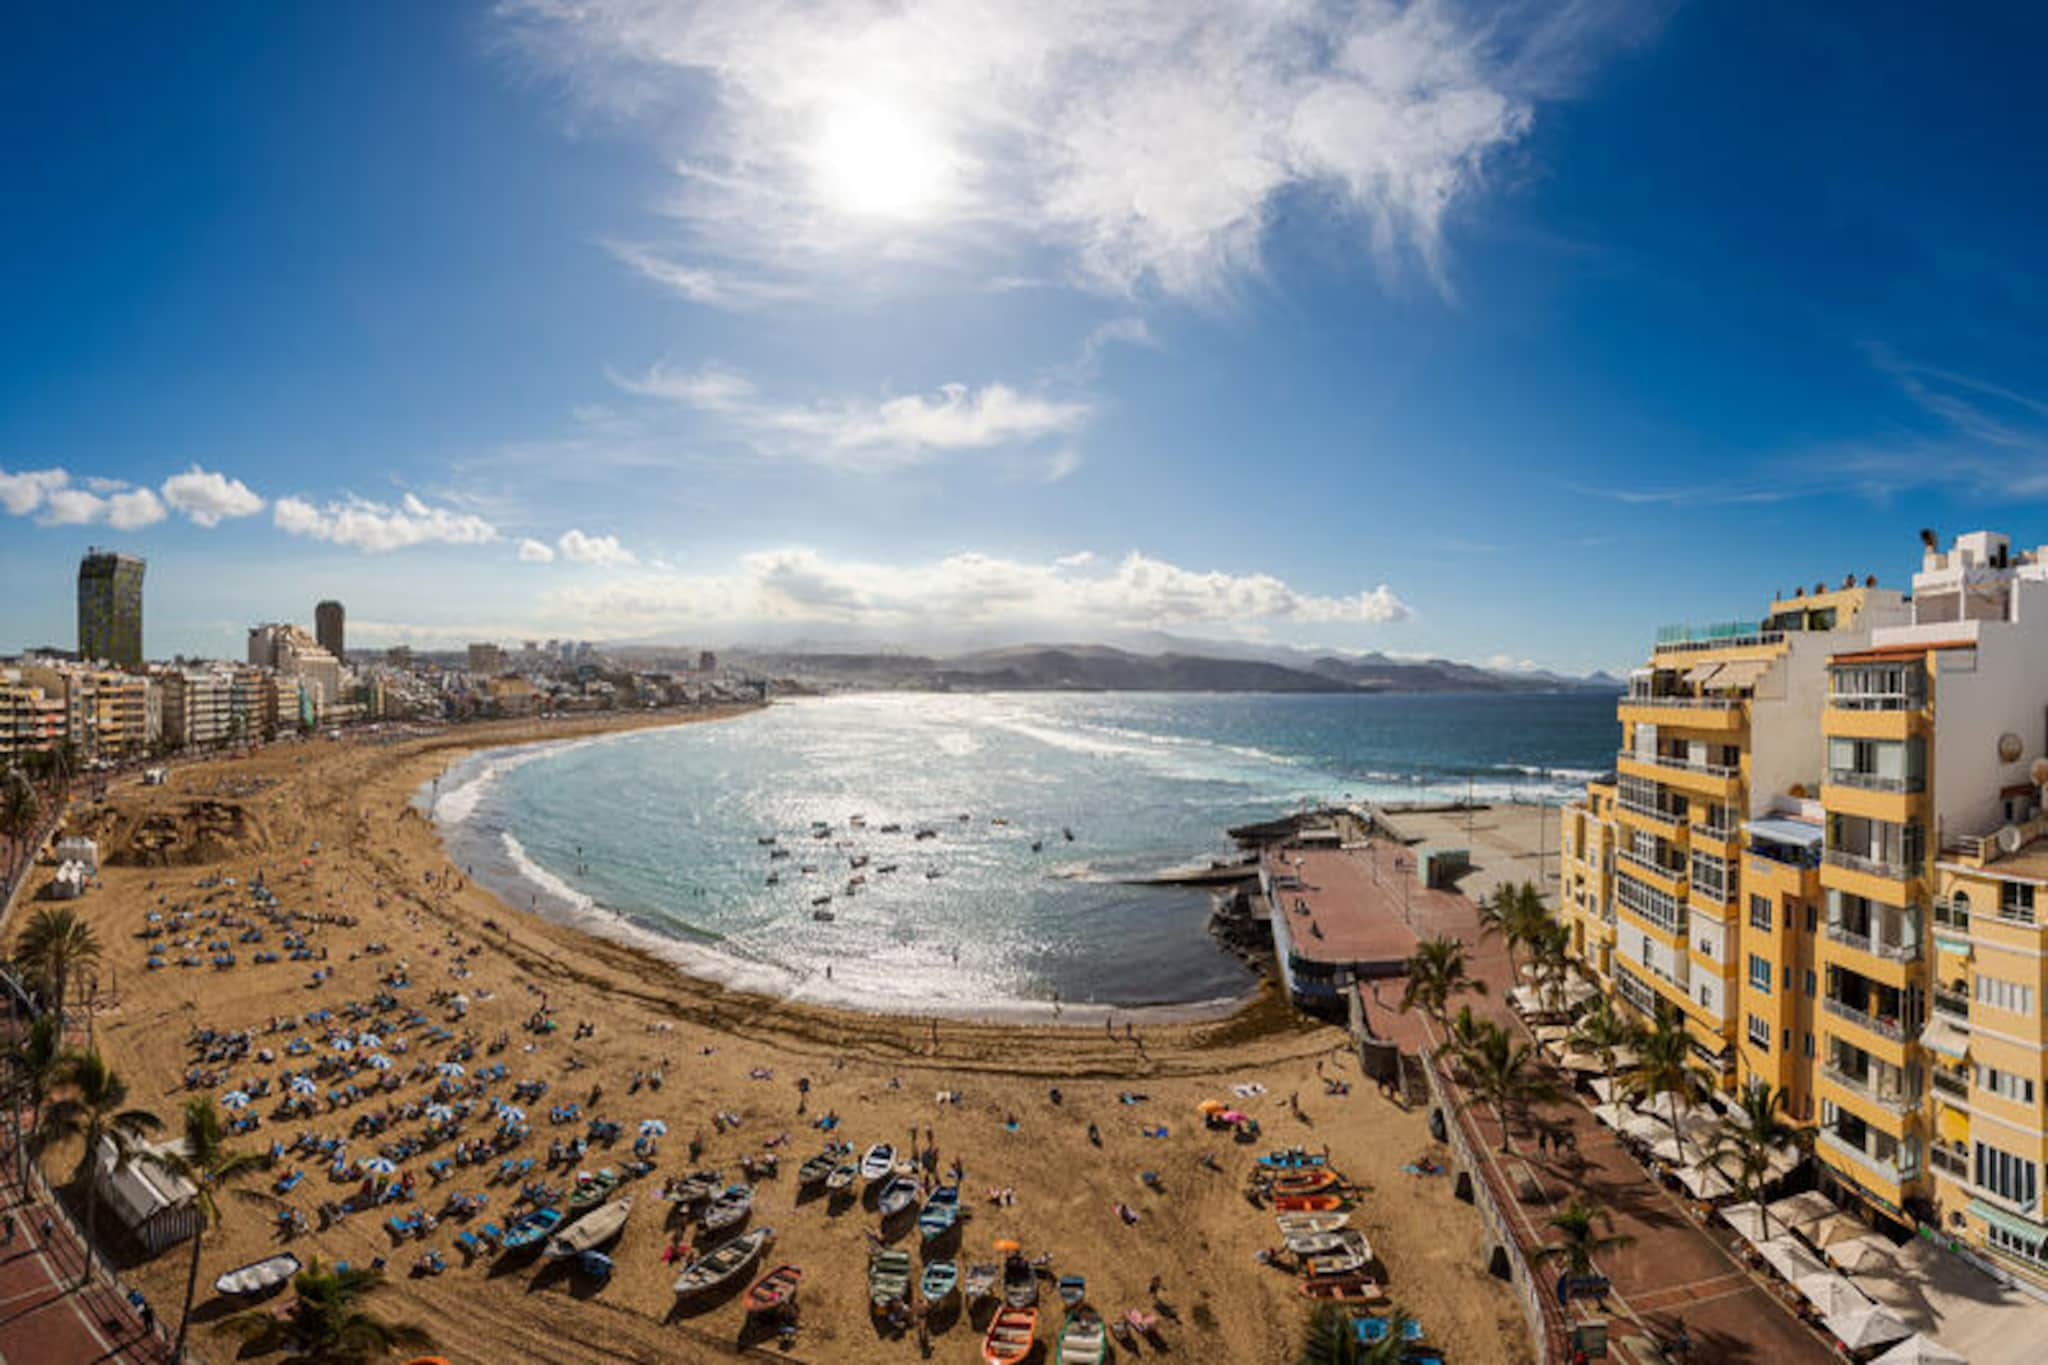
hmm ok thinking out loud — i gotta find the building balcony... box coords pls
[1818,1127,1907,1187]
[1828,690,1924,713]
[1931,1069,1970,1102]
[1620,749,1741,780]
[1620,695,1744,711]
[1822,995,1905,1043]
[1824,921,1921,963]
[1827,770,1925,795]
[1616,849,1688,891]
[1821,1064,1913,1117]
[1823,848,1914,882]
[1619,698,1745,734]
[1932,987,1970,1024]
[1616,799,1689,835]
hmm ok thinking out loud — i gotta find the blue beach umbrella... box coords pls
[362,1157,397,1175]
[221,1091,251,1109]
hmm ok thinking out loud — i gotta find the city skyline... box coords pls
[7,4,2048,672]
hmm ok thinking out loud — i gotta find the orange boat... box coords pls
[1299,1274,1382,1302]
[1274,1192,1344,1213]
[982,1305,1038,1364]
[1273,1169,1339,1194]
[743,1264,803,1314]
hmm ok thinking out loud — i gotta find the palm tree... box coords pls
[1530,1198,1634,1282]
[1457,1020,1562,1152]
[16,906,101,1026]
[42,1049,161,1286]
[1626,1002,1703,1165]
[1433,1004,1490,1081]
[148,1098,272,1360]
[218,1257,436,1363]
[2,1014,65,1168]
[1704,1080,1803,1237]
[1568,995,1642,1102]
[1398,936,1486,1022]
[1,772,38,884]
[1297,1300,1419,1365]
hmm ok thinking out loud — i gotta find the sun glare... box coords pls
[810,98,954,221]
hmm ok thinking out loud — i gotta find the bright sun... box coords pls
[810,98,954,220]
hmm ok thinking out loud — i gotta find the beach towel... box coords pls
[1142,1125,1169,1138]
[1232,1083,1266,1098]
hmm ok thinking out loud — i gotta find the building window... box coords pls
[2002,882,2037,923]
[1747,1015,1770,1050]
[1988,1222,2048,1271]
[1975,1141,2039,1209]
[1749,895,1773,932]
[1975,974,2037,1017]
[1804,969,1816,998]
[1748,954,1772,994]
[1976,1065,2038,1105]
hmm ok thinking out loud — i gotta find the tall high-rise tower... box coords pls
[77,549,146,667]
[315,600,346,660]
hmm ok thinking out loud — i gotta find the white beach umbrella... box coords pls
[366,1054,393,1071]
[288,1076,317,1095]
[424,1104,455,1123]
[331,1038,355,1053]
[362,1157,397,1175]
[437,1062,465,1077]
[640,1119,669,1137]
[220,1090,251,1110]
[1826,1304,1912,1351]
[358,1033,381,1049]
[497,1105,526,1125]
[1871,1334,1966,1365]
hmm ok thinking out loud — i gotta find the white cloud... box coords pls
[273,492,500,554]
[107,489,168,529]
[535,546,1410,636]
[502,1,1651,298]
[29,481,166,530]
[603,242,808,309]
[0,467,69,516]
[517,538,558,563]
[618,362,1091,470]
[557,528,636,567]
[161,465,265,527]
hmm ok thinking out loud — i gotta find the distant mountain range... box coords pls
[723,641,1623,695]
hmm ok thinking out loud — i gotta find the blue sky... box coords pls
[5,1,2048,674]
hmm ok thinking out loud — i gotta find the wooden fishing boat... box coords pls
[868,1248,912,1311]
[1284,1228,1362,1258]
[1056,1307,1108,1365]
[742,1263,803,1314]
[1002,1254,1038,1307]
[700,1184,754,1233]
[1257,1148,1328,1170]
[1057,1274,1086,1308]
[545,1196,632,1258]
[918,1184,960,1240]
[860,1144,895,1182]
[919,1258,959,1304]
[877,1174,920,1219]
[1275,1211,1349,1237]
[825,1162,859,1192]
[1271,1168,1340,1194]
[1273,1192,1344,1213]
[1305,1230,1371,1278]
[213,1252,301,1297]
[673,1227,774,1297]
[566,1168,620,1212]
[962,1262,998,1302]
[1299,1273,1383,1302]
[982,1306,1037,1364]
[671,1170,721,1205]
[796,1152,836,1186]
[498,1207,564,1253]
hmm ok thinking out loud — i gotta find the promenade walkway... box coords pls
[0,1141,171,1365]
[1347,837,1836,1364]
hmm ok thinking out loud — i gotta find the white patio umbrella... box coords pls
[1871,1334,1966,1365]
[1766,1189,1837,1236]
[1591,1102,1632,1129]
[437,1062,465,1077]
[1719,1201,1770,1246]
[220,1090,251,1109]
[640,1119,669,1137]
[1826,1236,1897,1274]
[357,1033,381,1049]
[1826,1304,1913,1351]
[1795,1271,1871,1318]
[424,1103,455,1122]
[288,1076,317,1095]
[331,1038,355,1053]
[362,1156,397,1175]
[497,1106,526,1125]
[366,1054,393,1070]
[1588,1077,1619,1104]
[1757,1235,1826,1285]
[1676,1161,1735,1200]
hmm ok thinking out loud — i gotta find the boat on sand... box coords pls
[545,1196,632,1258]
[982,1306,1037,1364]
[920,1259,958,1304]
[742,1264,803,1314]
[213,1252,300,1297]
[868,1248,912,1311]
[877,1174,920,1218]
[860,1144,895,1182]
[700,1183,753,1233]
[1056,1307,1108,1365]
[673,1227,774,1296]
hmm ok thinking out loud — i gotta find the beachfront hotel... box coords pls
[1561,528,2048,1285]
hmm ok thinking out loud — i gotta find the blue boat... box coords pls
[918,1185,960,1241]
[499,1206,564,1252]
[1256,1148,1326,1170]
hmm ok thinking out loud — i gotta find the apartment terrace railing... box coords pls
[1931,1069,1970,1102]
[1824,920,1921,962]
[1821,1064,1914,1116]
[1827,770,1925,794]
[1822,995,1906,1042]
[1929,1145,1969,1179]
[1819,1127,1906,1184]
[1616,848,1687,884]
[1653,626,1786,654]
[1932,987,1971,1023]
[1616,797,1689,827]
[1824,847,1913,880]
[1620,749,1741,779]
[1691,819,1740,843]
[1828,691,1924,712]
[1621,695,1744,711]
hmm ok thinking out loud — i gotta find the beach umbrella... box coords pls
[366,1054,394,1071]
[437,1062,465,1078]
[331,1038,355,1053]
[639,1119,669,1137]
[221,1090,251,1110]
[1872,1334,1966,1365]
[358,1033,381,1049]
[424,1104,455,1123]
[1795,1271,1871,1318]
[146,911,161,922]
[288,1076,317,1095]
[497,1106,526,1125]
[362,1157,398,1176]
[1196,1100,1227,1115]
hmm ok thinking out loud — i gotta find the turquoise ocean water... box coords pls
[426,691,1618,1017]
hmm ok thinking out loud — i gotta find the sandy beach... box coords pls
[22,708,1533,1364]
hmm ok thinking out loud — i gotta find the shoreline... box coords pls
[416,706,1263,1028]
